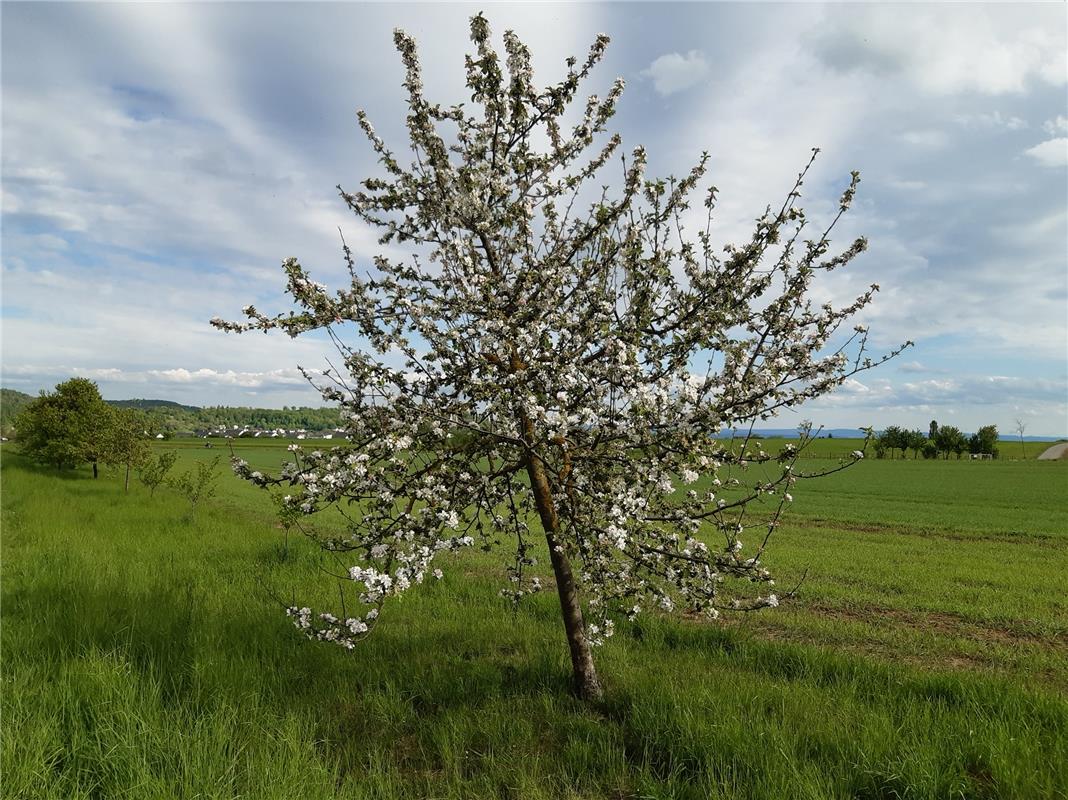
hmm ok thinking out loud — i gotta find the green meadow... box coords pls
[3,440,1066,799]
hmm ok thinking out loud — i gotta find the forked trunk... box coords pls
[525,450,604,702]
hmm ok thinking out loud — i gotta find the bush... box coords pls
[170,456,220,514]
[139,451,179,497]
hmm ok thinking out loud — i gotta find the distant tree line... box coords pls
[124,403,343,435]
[5,389,344,439]
[194,405,342,431]
[874,420,999,460]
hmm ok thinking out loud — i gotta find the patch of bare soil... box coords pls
[800,601,1066,647]
[716,605,1068,691]
[783,516,1061,547]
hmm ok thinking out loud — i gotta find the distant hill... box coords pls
[1,388,35,436]
[103,400,343,435]
[107,398,201,413]
[1,388,34,406]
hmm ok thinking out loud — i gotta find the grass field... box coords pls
[3,440,1067,799]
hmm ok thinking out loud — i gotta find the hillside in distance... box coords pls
[0,388,342,436]
[111,399,343,434]
[1,388,34,435]
[108,398,201,413]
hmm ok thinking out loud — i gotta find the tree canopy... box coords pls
[214,14,905,699]
[104,407,152,490]
[932,425,964,459]
[970,424,999,457]
[15,378,114,474]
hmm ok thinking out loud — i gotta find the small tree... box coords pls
[213,16,906,700]
[935,425,965,459]
[104,408,151,491]
[139,451,179,497]
[928,419,938,440]
[170,456,221,515]
[15,378,113,476]
[878,425,907,459]
[1014,418,1027,459]
[905,429,926,459]
[973,424,999,458]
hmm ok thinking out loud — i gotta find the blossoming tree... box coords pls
[213,15,907,701]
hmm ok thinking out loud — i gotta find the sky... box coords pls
[2,2,1066,435]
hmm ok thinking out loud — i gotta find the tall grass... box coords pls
[3,448,1066,799]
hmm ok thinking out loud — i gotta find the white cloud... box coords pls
[1023,137,1068,168]
[897,361,944,375]
[3,364,315,391]
[0,187,20,214]
[838,378,871,395]
[900,130,950,149]
[5,165,68,182]
[147,367,309,387]
[954,111,1028,131]
[34,234,69,251]
[886,178,927,191]
[808,5,1066,95]
[1044,115,1068,135]
[75,367,128,381]
[992,208,1068,245]
[641,50,710,96]
[801,373,1068,433]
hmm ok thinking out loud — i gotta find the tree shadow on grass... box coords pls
[6,567,1060,800]
[2,452,92,481]
[4,568,610,794]
[3,568,579,715]
[8,552,1021,720]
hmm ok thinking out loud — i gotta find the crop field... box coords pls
[3,440,1067,799]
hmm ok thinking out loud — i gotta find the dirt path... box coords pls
[1037,442,1068,460]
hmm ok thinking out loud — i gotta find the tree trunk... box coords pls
[523,435,604,702]
[124,461,131,493]
[92,460,98,479]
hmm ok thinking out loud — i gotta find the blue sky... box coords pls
[2,2,1066,434]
